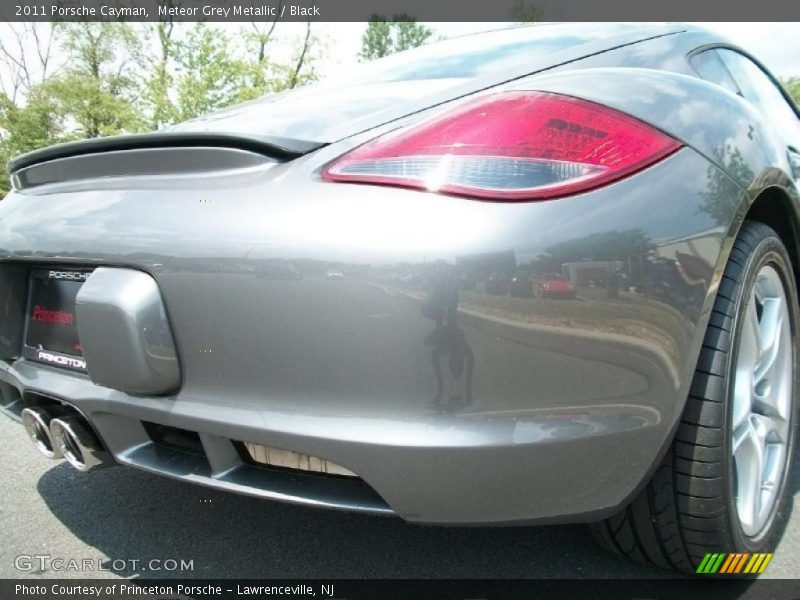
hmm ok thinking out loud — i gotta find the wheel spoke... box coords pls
[755,410,789,445]
[734,418,765,532]
[757,297,782,355]
[753,297,783,383]
[731,418,750,455]
[733,296,758,428]
[754,299,792,423]
[742,295,760,366]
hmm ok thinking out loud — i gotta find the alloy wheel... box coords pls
[732,264,793,538]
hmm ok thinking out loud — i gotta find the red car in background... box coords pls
[536,274,577,299]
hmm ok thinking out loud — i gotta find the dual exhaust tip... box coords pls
[21,406,112,472]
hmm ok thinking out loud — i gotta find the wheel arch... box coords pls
[607,177,800,529]
[744,185,800,291]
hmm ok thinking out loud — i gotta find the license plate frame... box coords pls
[22,268,92,372]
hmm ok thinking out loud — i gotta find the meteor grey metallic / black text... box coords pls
[2,23,799,573]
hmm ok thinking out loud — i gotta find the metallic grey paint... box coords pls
[75,267,180,395]
[0,24,798,525]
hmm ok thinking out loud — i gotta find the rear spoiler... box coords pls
[7,131,326,174]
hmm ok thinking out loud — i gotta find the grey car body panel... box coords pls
[0,24,797,524]
[0,146,747,524]
[76,267,180,395]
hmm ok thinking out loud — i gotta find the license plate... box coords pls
[23,269,91,371]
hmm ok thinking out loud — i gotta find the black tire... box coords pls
[590,221,798,573]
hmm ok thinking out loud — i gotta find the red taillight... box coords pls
[322,91,681,201]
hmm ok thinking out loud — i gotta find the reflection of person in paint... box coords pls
[421,266,474,411]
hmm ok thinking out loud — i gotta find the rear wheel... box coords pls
[591,221,798,573]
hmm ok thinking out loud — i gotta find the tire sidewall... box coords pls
[724,234,799,551]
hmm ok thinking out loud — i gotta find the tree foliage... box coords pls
[1,87,65,166]
[0,22,327,194]
[171,25,252,122]
[142,21,178,129]
[46,23,146,138]
[359,16,433,61]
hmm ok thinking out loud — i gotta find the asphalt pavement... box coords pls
[1,411,798,580]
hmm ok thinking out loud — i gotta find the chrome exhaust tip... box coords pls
[50,416,113,472]
[21,407,63,459]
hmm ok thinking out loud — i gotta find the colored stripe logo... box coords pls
[696,553,773,574]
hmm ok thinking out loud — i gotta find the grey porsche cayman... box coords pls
[2,23,799,573]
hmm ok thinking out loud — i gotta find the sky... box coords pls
[309,22,800,79]
[0,21,798,99]
[689,23,799,77]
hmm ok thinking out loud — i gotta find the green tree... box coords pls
[284,22,325,90]
[172,24,251,122]
[240,19,280,98]
[44,74,144,139]
[48,23,145,138]
[360,18,393,60]
[359,16,432,61]
[142,21,178,129]
[236,21,324,101]
[0,23,59,104]
[1,87,68,191]
[395,18,434,52]
[0,23,61,192]
[0,21,328,195]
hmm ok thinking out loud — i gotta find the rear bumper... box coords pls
[0,320,672,524]
[0,147,745,524]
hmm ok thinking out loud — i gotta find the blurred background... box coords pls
[0,20,798,198]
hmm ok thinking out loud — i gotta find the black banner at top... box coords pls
[5,0,800,21]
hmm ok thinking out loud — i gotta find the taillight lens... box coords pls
[322,91,681,201]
